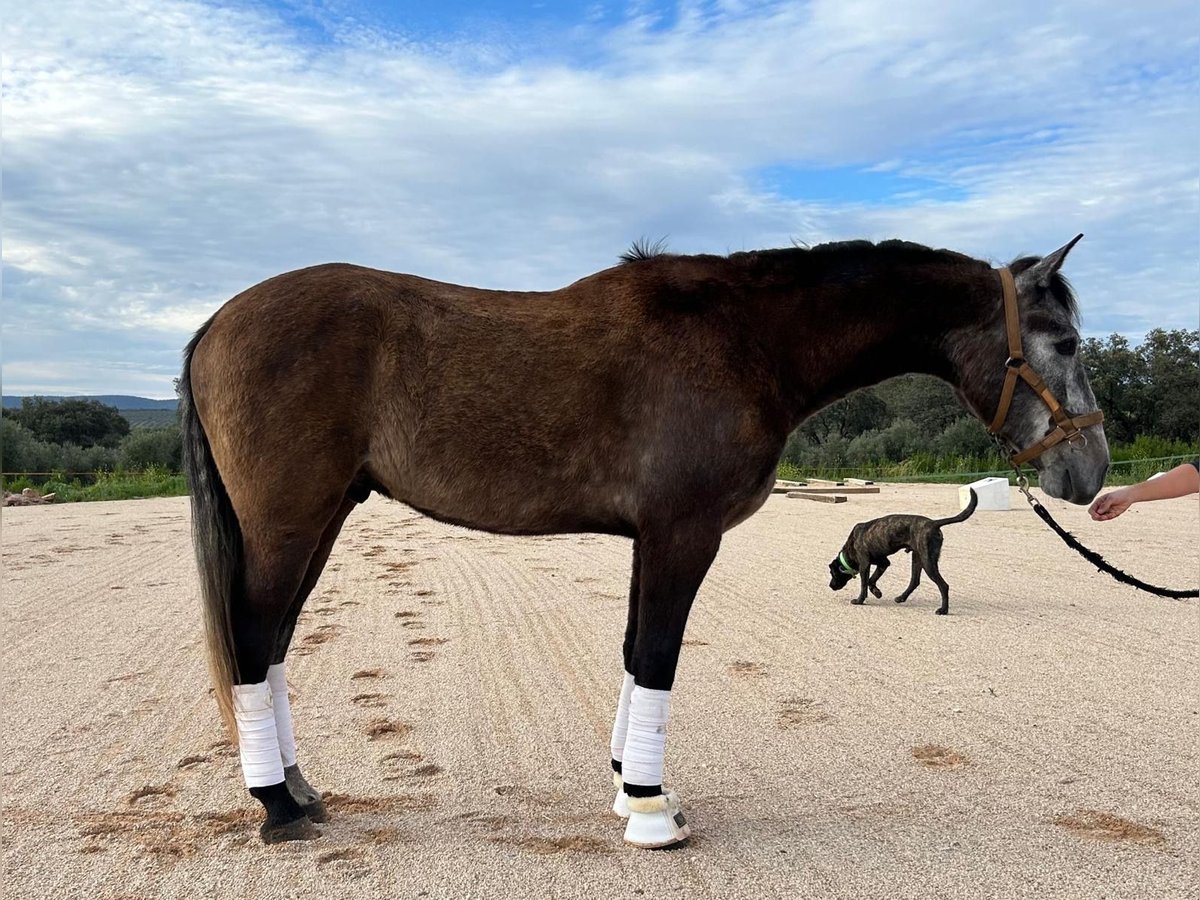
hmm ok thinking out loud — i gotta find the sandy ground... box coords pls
[2,485,1198,900]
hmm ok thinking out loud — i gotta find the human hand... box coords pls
[1089,489,1133,521]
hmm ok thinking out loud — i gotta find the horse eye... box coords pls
[1054,338,1078,356]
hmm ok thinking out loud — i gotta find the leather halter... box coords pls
[987,267,1104,467]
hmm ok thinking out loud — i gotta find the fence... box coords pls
[777,455,1197,486]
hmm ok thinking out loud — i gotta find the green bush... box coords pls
[119,427,183,471]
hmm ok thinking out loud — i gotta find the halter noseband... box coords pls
[987,267,1104,467]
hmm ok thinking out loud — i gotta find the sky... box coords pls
[3,0,1198,398]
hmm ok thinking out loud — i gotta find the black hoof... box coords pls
[851,598,866,605]
[300,798,329,824]
[284,764,328,823]
[869,589,881,599]
[935,608,948,616]
[894,596,908,604]
[260,817,320,844]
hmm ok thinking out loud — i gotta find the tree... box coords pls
[120,427,183,471]
[1138,328,1199,443]
[795,388,891,445]
[1081,334,1149,444]
[4,397,130,449]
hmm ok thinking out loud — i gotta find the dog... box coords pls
[828,488,977,615]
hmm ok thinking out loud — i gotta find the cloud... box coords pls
[3,0,1196,396]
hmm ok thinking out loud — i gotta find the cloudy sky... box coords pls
[4,0,1197,398]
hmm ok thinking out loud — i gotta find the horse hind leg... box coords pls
[269,493,360,824]
[227,530,333,844]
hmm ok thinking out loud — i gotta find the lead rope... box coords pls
[1011,468,1198,599]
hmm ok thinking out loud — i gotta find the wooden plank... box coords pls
[774,479,805,487]
[805,477,845,486]
[786,485,879,495]
[846,477,875,486]
[786,491,847,503]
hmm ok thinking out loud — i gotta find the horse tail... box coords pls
[933,488,977,528]
[180,314,241,741]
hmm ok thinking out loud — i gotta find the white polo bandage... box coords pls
[233,681,285,787]
[621,685,671,788]
[609,671,636,762]
[266,663,297,767]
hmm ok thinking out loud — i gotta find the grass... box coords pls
[3,467,189,502]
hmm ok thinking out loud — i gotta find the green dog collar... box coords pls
[837,551,858,576]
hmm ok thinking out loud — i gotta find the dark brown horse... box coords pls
[180,237,1108,847]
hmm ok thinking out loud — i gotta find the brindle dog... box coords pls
[828,489,978,615]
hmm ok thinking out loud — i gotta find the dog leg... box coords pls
[852,570,869,605]
[923,552,951,615]
[867,559,889,598]
[894,553,921,604]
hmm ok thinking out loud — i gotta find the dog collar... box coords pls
[837,552,858,576]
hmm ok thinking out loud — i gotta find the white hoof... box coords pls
[623,790,691,849]
[612,772,630,818]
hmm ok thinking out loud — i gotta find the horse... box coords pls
[179,235,1109,847]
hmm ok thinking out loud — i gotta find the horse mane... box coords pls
[619,237,672,263]
[617,238,1076,321]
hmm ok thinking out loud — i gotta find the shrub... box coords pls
[120,427,183,471]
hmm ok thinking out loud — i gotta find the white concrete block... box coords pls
[962,476,1010,511]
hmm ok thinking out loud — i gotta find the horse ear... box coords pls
[1016,233,1083,290]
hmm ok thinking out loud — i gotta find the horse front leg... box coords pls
[619,520,720,849]
[609,540,640,819]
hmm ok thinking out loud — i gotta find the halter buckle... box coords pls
[1004,356,1024,369]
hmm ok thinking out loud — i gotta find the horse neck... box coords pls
[747,256,994,431]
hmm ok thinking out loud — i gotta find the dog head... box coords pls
[828,552,856,590]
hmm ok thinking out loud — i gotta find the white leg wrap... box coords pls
[609,671,635,762]
[266,663,297,767]
[622,685,671,788]
[233,681,285,788]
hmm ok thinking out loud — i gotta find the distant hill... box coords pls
[3,394,178,410]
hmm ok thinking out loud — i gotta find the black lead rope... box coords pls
[1015,477,1198,600]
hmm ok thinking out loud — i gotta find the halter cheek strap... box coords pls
[987,267,1104,467]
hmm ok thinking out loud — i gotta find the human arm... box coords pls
[1088,462,1200,521]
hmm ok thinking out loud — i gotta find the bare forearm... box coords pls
[1123,463,1200,503]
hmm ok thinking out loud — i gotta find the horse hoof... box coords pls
[893,597,907,604]
[300,798,330,824]
[935,608,948,616]
[261,817,320,844]
[850,598,865,605]
[623,791,690,849]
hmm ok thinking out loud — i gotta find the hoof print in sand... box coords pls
[490,833,612,855]
[728,660,765,678]
[317,848,365,866]
[1053,809,1165,846]
[127,783,178,804]
[351,668,386,680]
[176,754,211,769]
[911,744,969,769]
[294,624,345,655]
[365,718,412,741]
[351,692,389,709]
[778,697,831,727]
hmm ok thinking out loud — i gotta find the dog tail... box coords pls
[933,488,977,527]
